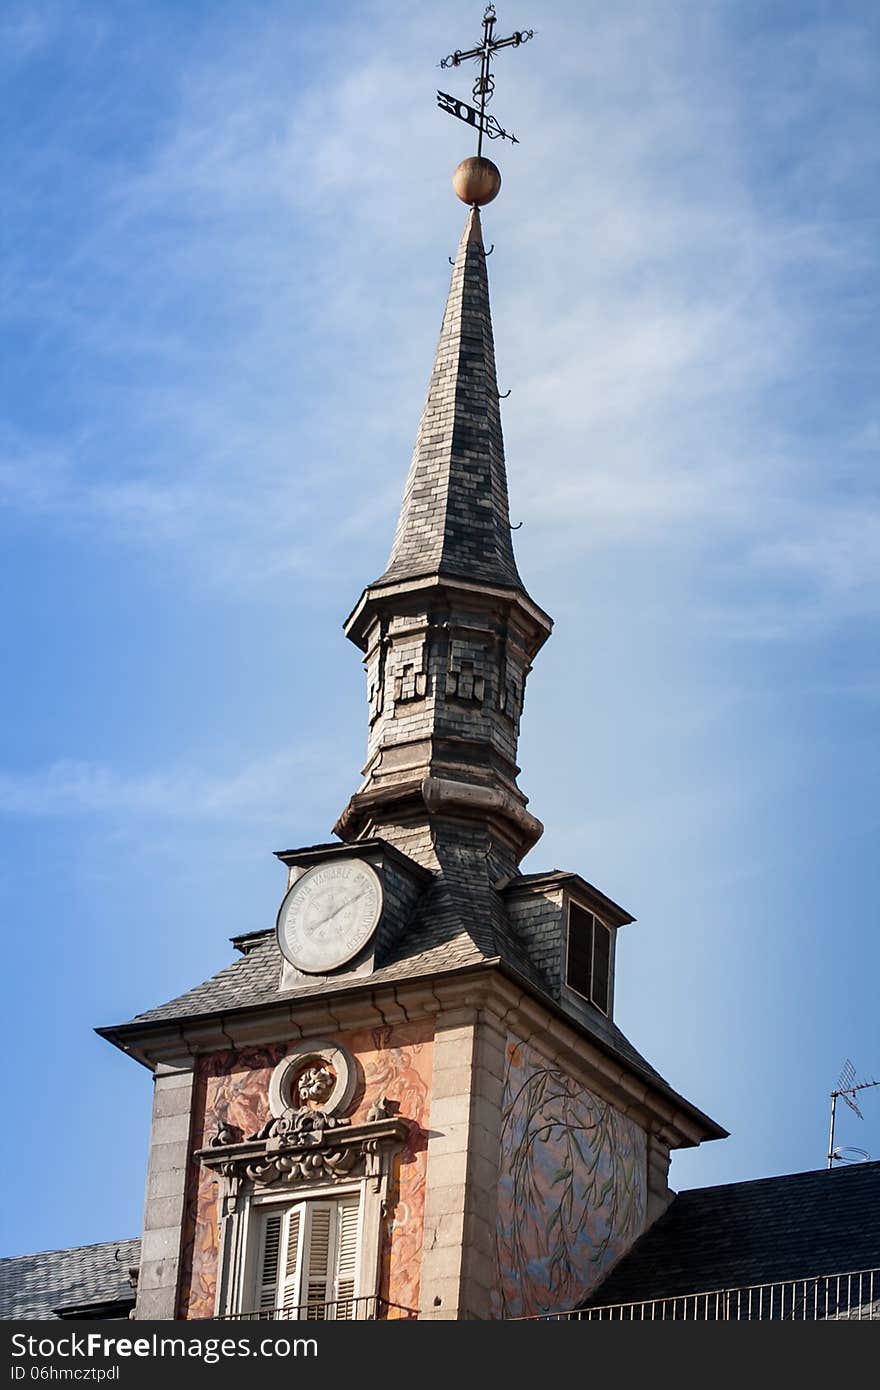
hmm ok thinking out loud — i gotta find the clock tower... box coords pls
[99,59,725,1322]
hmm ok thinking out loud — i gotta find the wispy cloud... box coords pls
[1,0,878,637]
[0,747,339,819]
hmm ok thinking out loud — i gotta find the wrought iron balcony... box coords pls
[517,1268,880,1321]
[220,1296,417,1322]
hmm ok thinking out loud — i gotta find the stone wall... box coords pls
[505,885,565,994]
[135,1059,195,1320]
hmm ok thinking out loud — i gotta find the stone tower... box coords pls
[101,197,725,1323]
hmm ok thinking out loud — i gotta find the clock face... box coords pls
[276,858,383,974]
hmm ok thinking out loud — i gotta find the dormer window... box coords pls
[565,901,612,1015]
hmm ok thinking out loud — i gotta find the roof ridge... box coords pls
[0,1236,139,1264]
[678,1158,880,1198]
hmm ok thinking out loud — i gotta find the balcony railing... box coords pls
[220,1270,880,1322]
[518,1268,880,1321]
[220,1296,417,1322]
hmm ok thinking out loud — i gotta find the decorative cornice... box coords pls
[273,836,432,883]
[344,570,552,657]
[333,772,543,854]
[97,962,726,1150]
[197,1114,411,1190]
[501,872,636,929]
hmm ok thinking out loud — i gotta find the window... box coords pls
[252,1195,360,1319]
[566,901,612,1015]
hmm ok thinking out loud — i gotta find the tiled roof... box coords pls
[128,826,533,1027]
[128,901,488,1024]
[105,876,685,1124]
[588,1161,880,1306]
[0,1239,140,1320]
[101,815,712,1131]
[376,207,525,593]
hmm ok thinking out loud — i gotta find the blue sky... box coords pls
[1,0,878,1257]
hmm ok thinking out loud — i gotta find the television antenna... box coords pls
[827,1059,879,1169]
[834,1147,871,1165]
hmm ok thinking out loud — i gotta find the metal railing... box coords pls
[519,1268,880,1321]
[221,1270,880,1322]
[221,1296,417,1322]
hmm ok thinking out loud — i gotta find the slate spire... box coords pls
[338,206,552,873]
[378,207,523,593]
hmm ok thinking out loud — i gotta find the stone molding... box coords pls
[198,1113,409,1195]
[335,772,543,858]
[344,572,552,657]
[267,1039,356,1119]
[104,966,724,1150]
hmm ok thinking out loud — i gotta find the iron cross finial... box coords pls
[437,5,535,157]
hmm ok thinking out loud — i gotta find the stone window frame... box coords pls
[215,1172,382,1320]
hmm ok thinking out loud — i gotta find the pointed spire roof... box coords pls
[376,207,523,592]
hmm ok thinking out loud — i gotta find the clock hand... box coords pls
[321,889,367,926]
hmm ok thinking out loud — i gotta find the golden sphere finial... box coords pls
[452,156,502,207]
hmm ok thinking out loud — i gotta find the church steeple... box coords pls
[336,198,552,871]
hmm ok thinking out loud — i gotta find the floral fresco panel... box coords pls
[494,1036,647,1318]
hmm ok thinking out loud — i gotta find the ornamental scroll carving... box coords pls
[246,1105,355,1185]
[198,1109,409,1198]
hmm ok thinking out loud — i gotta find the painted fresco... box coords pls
[494,1036,647,1318]
[178,1021,433,1318]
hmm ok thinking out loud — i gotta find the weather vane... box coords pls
[436,4,534,208]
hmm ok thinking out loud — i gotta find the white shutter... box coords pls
[305,1205,333,1319]
[255,1205,304,1316]
[279,1206,303,1313]
[256,1211,283,1313]
[334,1196,360,1320]
[253,1197,361,1320]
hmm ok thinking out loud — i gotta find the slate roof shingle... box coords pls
[377,206,524,593]
[588,1160,880,1308]
[104,907,688,1125]
[0,1239,140,1321]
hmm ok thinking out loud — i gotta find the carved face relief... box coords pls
[295,1062,336,1107]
